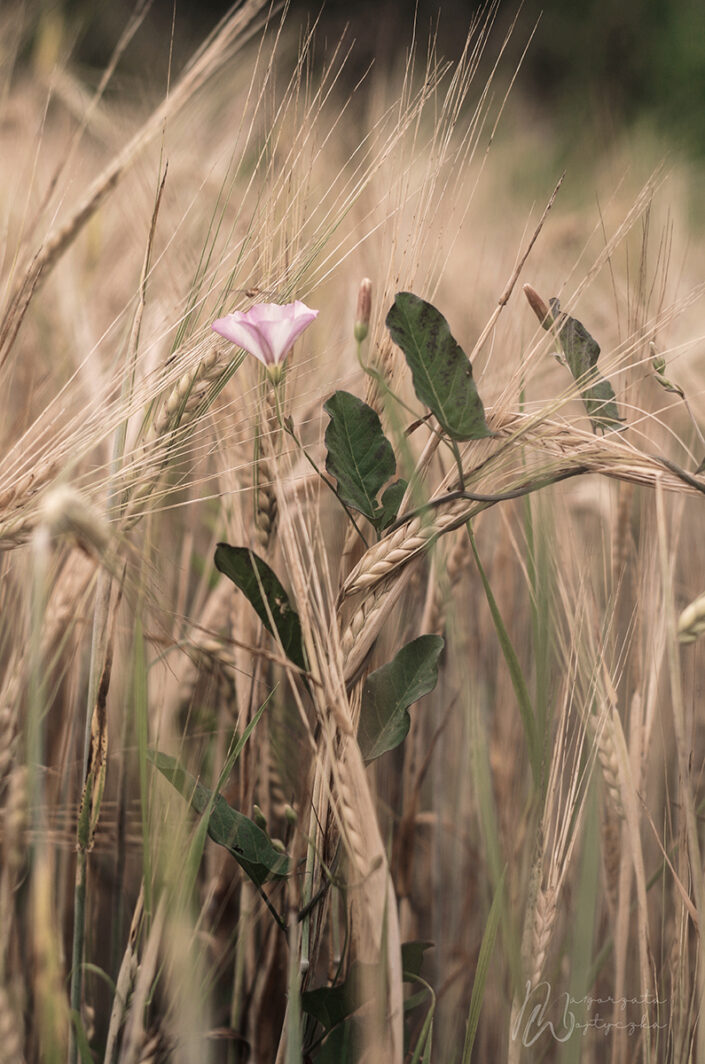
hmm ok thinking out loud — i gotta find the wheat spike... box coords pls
[589,700,626,821]
[528,881,559,989]
[121,342,232,528]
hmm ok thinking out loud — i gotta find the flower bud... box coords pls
[354,277,372,343]
[252,804,268,831]
[523,284,552,329]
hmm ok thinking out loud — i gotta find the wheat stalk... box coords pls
[0,986,23,1064]
[0,550,97,792]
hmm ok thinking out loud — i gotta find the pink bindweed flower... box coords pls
[212,300,318,380]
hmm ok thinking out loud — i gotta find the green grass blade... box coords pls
[468,689,521,991]
[467,523,541,787]
[407,977,435,1064]
[461,866,506,1064]
[69,1011,93,1064]
[181,693,275,901]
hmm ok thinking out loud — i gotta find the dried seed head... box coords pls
[354,277,372,343]
[40,485,109,557]
[678,592,705,643]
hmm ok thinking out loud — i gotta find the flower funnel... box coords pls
[212,300,318,377]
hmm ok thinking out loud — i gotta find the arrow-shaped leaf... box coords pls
[215,543,305,671]
[301,960,376,1033]
[548,298,624,434]
[358,635,444,762]
[386,292,490,441]
[149,750,288,888]
[313,1019,361,1062]
[323,391,396,528]
[402,941,434,981]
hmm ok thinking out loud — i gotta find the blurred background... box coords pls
[20,0,705,158]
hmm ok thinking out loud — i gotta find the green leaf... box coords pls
[70,1011,94,1064]
[323,391,396,527]
[405,989,432,1012]
[149,750,288,888]
[385,292,490,441]
[548,298,624,434]
[214,543,305,671]
[379,478,407,530]
[302,961,375,1032]
[410,1005,434,1064]
[313,1019,360,1062]
[358,635,444,762]
[182,698,272,903]
[581,376,624,432]
[402,941,434,981]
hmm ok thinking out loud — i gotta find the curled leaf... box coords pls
[548,298,624,434]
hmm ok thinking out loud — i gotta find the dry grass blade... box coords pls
[0,0,272,370]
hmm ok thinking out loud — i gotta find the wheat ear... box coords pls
[121,342,232,528]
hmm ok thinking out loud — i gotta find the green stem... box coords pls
[70,851,87,1032]
[298,772,320,975]
[355,342,419,423]
[68,569,111,1064]
[466,523,542,788]
[386,467,587,535]
[271,378,370,548]
[285,908,302,1064]
[450,438,466,491]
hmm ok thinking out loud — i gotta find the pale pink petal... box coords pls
[212,314,275,364]
[259,303,318,362]
[211,300,318,368]
[245,303,280,325]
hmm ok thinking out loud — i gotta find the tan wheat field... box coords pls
[2,3,705,1062]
